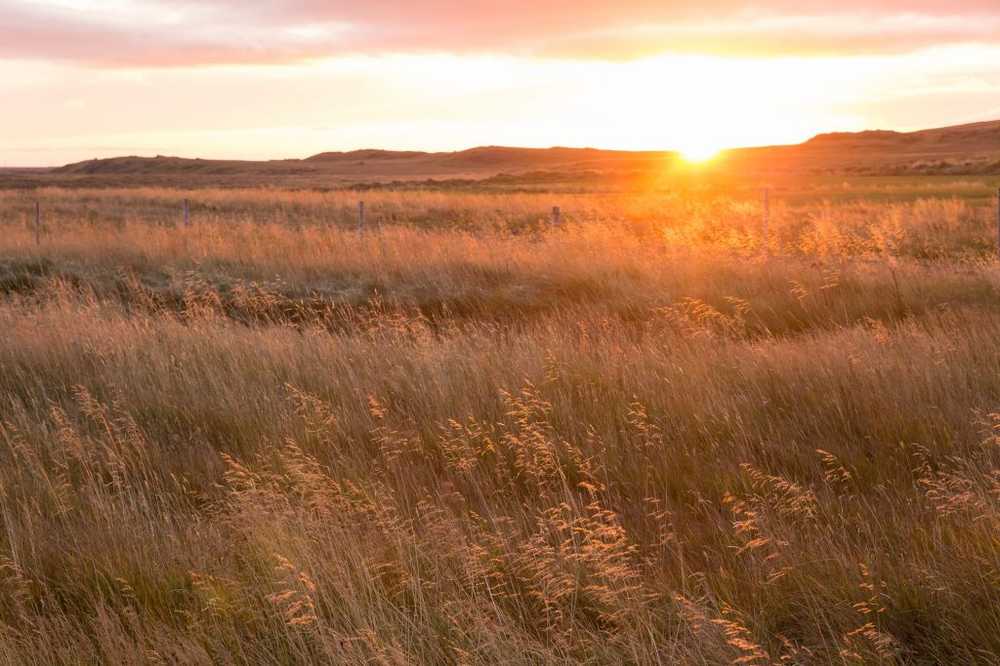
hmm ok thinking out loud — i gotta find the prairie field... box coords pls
[1,183,1000,664]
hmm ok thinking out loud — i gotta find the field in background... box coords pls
[1,181,1000,664]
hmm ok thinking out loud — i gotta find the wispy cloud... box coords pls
[0,1,356,67]
[1,0,998,66]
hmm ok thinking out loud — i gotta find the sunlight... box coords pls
[678,142,722,163]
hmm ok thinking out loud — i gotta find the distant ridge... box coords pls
[805,130,906,145]
[54,145,672,181]
[306,149,428,161]
[806,119,1000,147]
[303,146,656,167]
[24,118,1000,187]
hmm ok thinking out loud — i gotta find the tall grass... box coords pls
[0,188,998,664]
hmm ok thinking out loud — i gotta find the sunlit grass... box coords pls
[0,186,998,663]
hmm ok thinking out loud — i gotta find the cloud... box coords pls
[1,0,999,67]
[0,1,357,67]
[540,13,1000,60]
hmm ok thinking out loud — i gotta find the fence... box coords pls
[21,191,782,254]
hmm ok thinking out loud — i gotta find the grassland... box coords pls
[0,182,999,664]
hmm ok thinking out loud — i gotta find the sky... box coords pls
[3,0,1000,166]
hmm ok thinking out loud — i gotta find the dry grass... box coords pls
[1,187,999,664]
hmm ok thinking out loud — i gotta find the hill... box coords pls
[14,119,1000,189]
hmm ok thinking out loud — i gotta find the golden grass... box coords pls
[0,187,999,664]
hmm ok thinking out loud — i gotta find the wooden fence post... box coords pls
[551,206,561,227]
[34,201,41,245]
[183,198,191,227]
[358,201,365,234]
[996,188,1000,260]
[761,188,770,257]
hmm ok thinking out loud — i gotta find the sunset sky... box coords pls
[3,1,1000,166]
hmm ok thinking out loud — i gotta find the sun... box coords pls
[678,142,722,163]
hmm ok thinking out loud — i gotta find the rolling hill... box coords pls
[6,119,1000,189]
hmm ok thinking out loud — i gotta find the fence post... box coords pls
[358,200,365,235]
[183,198,190,227]
[996,188,1000,260]
[551,206,561,228]
[34,201,41,245]
[761,188,770,257]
